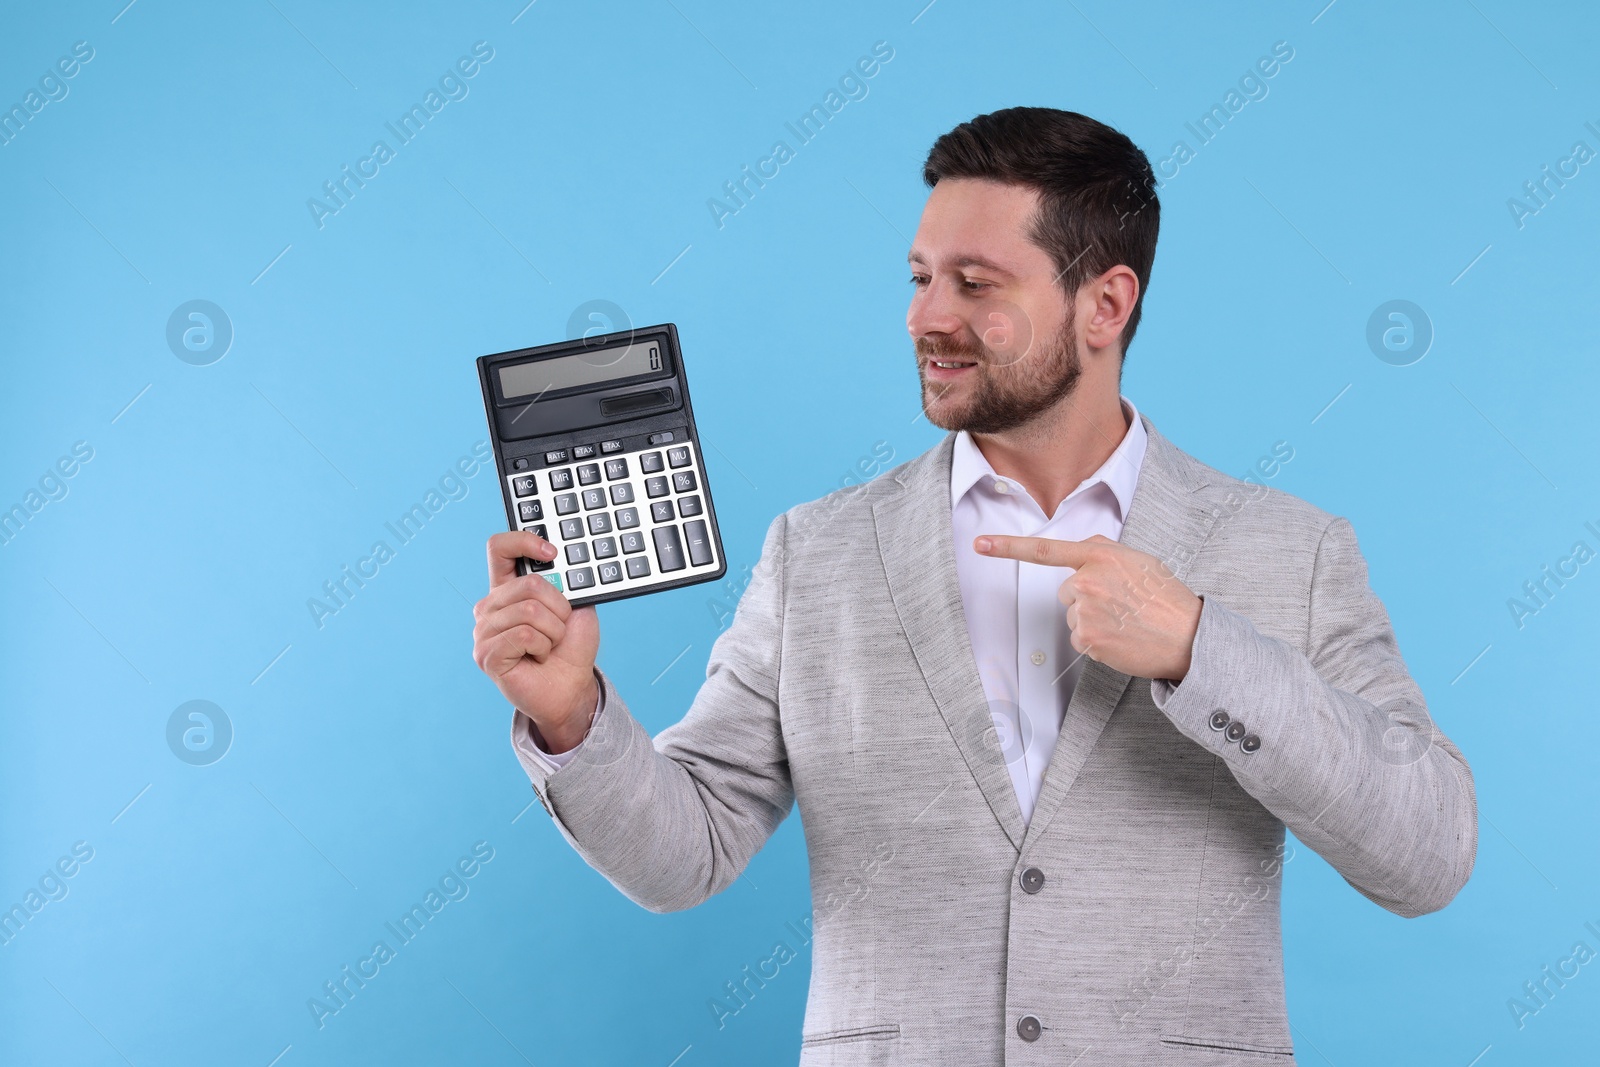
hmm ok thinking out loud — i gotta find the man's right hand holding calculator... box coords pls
[471,529,601,755]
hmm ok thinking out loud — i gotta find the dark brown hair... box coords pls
[922,107,1160,356]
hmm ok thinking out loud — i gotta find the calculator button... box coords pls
[525,523,548,540]
[554,492,579,515]
[582,488,606,510]
[577,463,601,485]
[565,542,590,565]
[604,458,628,480]
[567,566,595,589]
[548,468,574,490]
[640,451,665,473]
[600,439,624,454]
[684,519,714,567]
[648,431,674,445]
[610,483,635,505]
[573,444,596,459]
[667,446,691,468]
[620,530,646,554]
[650,501,675,523]
[522,525,552,570]
[559,518,583,540]
[587,512,612,535]
[645,476,669,498]
[545,449,569,464]
[593,536,617,559]
[626,555,651,579]
[518,500,544,522]
[512,476,537,497]
[672,470,698,493]
[677,494,702,518]
[598,560,623,584]
[652,525,686,572]
[615,507,640,529]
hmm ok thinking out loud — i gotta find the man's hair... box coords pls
[922,107,1160,357]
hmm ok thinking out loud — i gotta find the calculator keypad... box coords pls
[506,437,718,599]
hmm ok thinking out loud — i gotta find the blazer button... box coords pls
[1224,720,1247,743]
[1016,1015,1042,1041]
[1209,710,1230,731]
[1240,733,1261,753]
[1020,867,1045,894]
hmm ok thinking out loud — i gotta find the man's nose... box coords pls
[907,281,965,341]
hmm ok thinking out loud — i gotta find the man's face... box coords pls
[907,178,1080,434]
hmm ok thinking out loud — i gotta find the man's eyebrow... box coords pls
[906,249,1016,278]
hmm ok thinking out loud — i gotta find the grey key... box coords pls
[672,470,697,493]
[548,468,573,490]
[645,476,669,498]
[582,488,606,510]
[610,482,635,505]
[652,524,686,572]
[650,501,674,523]
[604,458,628,480]
[640,451,665,473]
[615,506,640,529]
[593,536,617,559]
[554,492,579,515]
[684,519,713,566]
[523,524,551,570]
[676,494,702,518]
[567,566,594,589]
[518,500,543,522]
[598,560,623,584]
[626,555,651,579]
[587,512,612,535]
[544,449,568,464]
[667,446,691,468]
[619,530,646,554]
[577,463,601,485]
[512,475,537,497]
[572,444,596,459]
[565,542,590,564]
[558,518,583,540]
[600,439,623,454]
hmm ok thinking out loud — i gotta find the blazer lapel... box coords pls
[1019,415,1219,847]
[874,433,1028,852]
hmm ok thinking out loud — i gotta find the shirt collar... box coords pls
[949,395,1148,521]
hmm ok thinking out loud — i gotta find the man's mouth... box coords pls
[930,360,975,369]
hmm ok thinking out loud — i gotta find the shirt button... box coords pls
[1030,650,1046,666]
[993,480,1010,494]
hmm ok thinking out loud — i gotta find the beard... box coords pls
[915,310,1082,434]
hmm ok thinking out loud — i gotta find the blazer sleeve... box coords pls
[1149,515,1479,918]
[506,512,793,914]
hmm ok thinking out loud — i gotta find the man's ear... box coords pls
[1079,265,1139,352]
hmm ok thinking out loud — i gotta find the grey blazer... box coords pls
[513,414,1478,1065]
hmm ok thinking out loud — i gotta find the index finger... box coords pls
[487,530,559,588]
[974,534,1100,569]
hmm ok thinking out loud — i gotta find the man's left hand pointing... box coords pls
[974,533,1203,683]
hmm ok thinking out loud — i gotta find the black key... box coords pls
[567,566,595,589]
[518,500,543,523]
[676,494,702,518]
[572,443,597,459]
[615,506,640,529]
[640,451,665,473]
[565,542,590,564]
[587,512,612,535]
[610,483,635,505]
[648,431,674,445]
[667,446,691,468]
[652,525,686,572]
[672,470,697,493]
[650,501,674,523]
[684,519,713,566]
[544,449,568,464]
[645,476,669,498]
[598,560,623,584]
[619,530,646,554]
[525,523,548,540]
[604,458,628,480]
[512,475,537,497]
[559,518,583,540]
[626,555,651,579]
[581,488,606,510]
[554,492,579,516]
[577,463,601,485]
[593,536,617,559]
[548,468,574,490]
[600,439,623,454]
[522,524,551,570]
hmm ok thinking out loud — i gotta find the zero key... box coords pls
[651,525,686,572]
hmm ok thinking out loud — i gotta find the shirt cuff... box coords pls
[511,671,605,773]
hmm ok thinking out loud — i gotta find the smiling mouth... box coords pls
[929,359,977,369]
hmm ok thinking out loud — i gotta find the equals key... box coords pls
[684,519,713,566]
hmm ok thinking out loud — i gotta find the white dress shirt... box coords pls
[517,397,1149,826]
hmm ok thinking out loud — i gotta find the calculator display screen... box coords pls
[498,340,666,399]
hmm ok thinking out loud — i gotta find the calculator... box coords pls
[476,322,727,606]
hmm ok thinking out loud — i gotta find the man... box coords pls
[471,107,1477,1064]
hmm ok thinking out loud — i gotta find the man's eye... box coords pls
[961,279,989,292]
[909,275,928,287]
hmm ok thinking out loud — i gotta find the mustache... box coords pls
[915,335,986,363]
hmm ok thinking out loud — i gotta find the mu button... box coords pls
[1020,867,1045,894]
[1016,1015,1041,1042]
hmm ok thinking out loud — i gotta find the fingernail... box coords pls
[542,542,556,557]
[975,536,992,553]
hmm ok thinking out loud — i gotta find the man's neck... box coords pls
[970,389,1130,516]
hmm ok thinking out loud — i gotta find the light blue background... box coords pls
[3,1,1597,1064]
